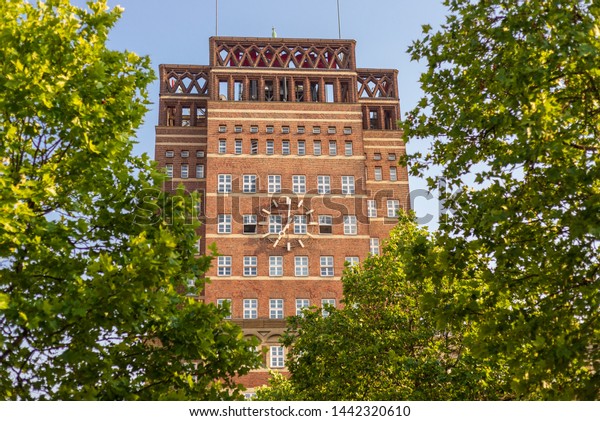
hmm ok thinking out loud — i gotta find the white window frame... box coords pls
[250,140,258,155]
[345,256,359,267]
[367,199,377,218]
[313,140,321,156]
[270,346,284,368]
[243,299,258,319]
[282,140,290,155]
[321,299,336,317]
[320,256,334,277]
[217,214,232,234]
[269,215,283,234]
[387,199,400,218]
[370,238,380,255]
[165,164,173,178]
[319,215,333,234]
[294,215,307,234]
[374,167,383,181]
[390,166,398,181]
[269,299,284,319]
[243,174,257,193]
[218,139,227,154]
[243,214,257,234]
[217,256,231,276]
[317,175,331,194]
[180,164,189,179]
[341,176,355,195]
[295,256,309,277]
[329,140,337,156]
[266,140,275,155]
[296,299,310,316]
[216,299,232,319]
[234,139,242,155]
[195,164,204,179]
[165,150,174,158]
[268,174,281,193]
[344,141,353,156]
[343,215,357,235]
[297,126,305,134]
[244,256,257,277]
[266,125,274,134]
[292,175,306,194]
[269,256,283,277]
[217,174,232,193]
[297,140,306,156]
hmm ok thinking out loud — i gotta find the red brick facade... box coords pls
[155,37,409,394]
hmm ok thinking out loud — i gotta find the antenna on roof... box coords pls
[337,0,342,39]
[272,26,277,38]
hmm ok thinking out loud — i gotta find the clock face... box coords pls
[258,196,315,251]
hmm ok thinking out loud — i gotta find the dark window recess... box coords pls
[295,82,304,102]
[310,82,319,102]
[249,80,259,101]
[265,81,274,101]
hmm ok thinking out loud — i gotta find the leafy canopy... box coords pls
[404,0,600,399]
[0,0,258,400]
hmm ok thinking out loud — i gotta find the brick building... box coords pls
[154,36,409,393]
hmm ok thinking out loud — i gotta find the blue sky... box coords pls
[76,0,449,227]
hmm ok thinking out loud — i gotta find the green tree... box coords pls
[404,0,599,399]
[258,214,508,400]
[0,0,258,400]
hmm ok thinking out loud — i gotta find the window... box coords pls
[296,299,310,316]
[196,150,205,158]
[250,125,258,133]
[319,215,332,234]
[217,174,232,193]
[341,176,355,195]
[217,214,232,234]
[269,299,284,319]
[234,139,242,155]
[266,125,274,134]
[244,256,257,277]
[373,153,382,161]
[295,256,309,276]
[270,346,284,368]
[325,83,335,102]
[217,256,231,276]
[387,199,400,218]
[265,80,274,101]
[345,141,353,156]
[217,299,232,319]
[297,125,305,134]
[282,140,290,155]
[328,126,337,134]
[292,175,306,194]
[249,80,258,100]
[234,125,242,133]
[369,110,379,129]
[370,238,380,255]
[344,127,352,135]
[266,140,274,155]
[367,200,377,218]
[269,256,283,277]
[313,140,322,156]
[320,256,334,277]
[251,140,258,155]
[329,140,337,156]
[196,107,206,125]
[195,164,204,179]
[374,167,382,181]
[294,215,307,234]
[321,299,336,317]
[282,126,290,134]
[296,81,305,101]
[388,153,397,161]
[165,164,173,178]
[268,175,281,194]
[317,175,331,194]
[343,215,357,235]
[312,126,321,134]
[243,299,258,319]
[166,107,175,126]
[243,214,257,234]
[219,81,228,100]
[165,150,174,158]
[181,106,191,126]
[181,150,189,158]
[390,166,398,181]
[180,164,189,179]
[218,140,227,154]
[345,256,359,267]
[218,125,227,133]
[297,140,306,156]
[269,215,283,234]
[243,174,257,193]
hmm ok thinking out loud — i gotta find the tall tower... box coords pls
[155,37,409,393]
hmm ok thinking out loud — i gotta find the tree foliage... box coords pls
[258,214,509,401]
[0,0,258,400]
[404,0,599,399]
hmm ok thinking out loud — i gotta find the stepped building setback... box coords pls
[155,36,409,394]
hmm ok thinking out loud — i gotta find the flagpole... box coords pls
[337,0,341,39]
[215,0,219,36]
